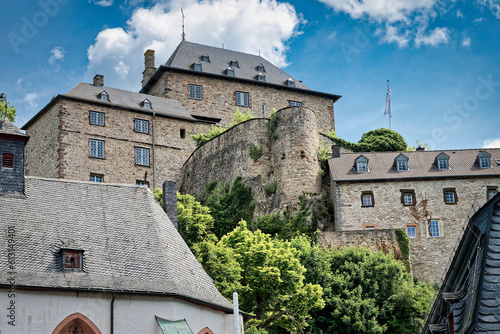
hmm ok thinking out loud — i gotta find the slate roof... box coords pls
[0,117,28,139]
[0,177,233,312]
[422,194,500,333]
[329,149,500,182]
[23,83,196,130]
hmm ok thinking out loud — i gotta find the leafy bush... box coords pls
[263,180,277,194]
[249,144,263,162]
[325,128,408,152]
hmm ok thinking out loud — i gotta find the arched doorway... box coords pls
[52,313,102,334]
[197,327,214,334]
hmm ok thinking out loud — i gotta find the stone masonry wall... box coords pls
[332,177,500,282]
[180,107,324,216]
[147,71,336,133]
[0,138,26,193]
[319,229,400,254]
[25,98,209,187]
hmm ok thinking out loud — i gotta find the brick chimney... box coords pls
[331,145,341,158]
[142,49,157,88]
[162,181,178,229]
[93,74,104,87]
[0,118,29,195]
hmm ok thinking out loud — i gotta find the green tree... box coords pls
[177,193,216,248]
[325,128,407,152]
[0,94,16,122]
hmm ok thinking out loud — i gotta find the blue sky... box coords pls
[1,0,500,150]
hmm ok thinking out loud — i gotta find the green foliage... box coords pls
[318,140,331,161]
[199,177,255,239]
[395,228,412,274]
[407,140,431,151]
[263,180,277,194]
[325,128,408,152]
[266,112,279,140]
[190,109,254,146]
[152,188,163,207]
[177,193,216,248]
[0,96,16,122]
[249,144,264,162]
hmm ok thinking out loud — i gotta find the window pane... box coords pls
[429,220,440,237]
[397,160,407,171]
[90,111,105,126]
[189,85,202,99]
[407,226,416,238]
[362,195,372,206]
[90,174,103,182]
[357,162,367,172]
[135,119,149,133]
[236,92,249,107]
[289,101,302,107]
[404,193,413,205]
[135,147,150,166]
[480,158,490,168]
[89,140,104,158]
[445,192,455,203]
[438,159,448,170]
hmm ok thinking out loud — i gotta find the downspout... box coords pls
[110,293,116,334]
[152,111,156,189]
[334,181,342,231]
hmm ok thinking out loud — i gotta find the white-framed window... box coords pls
[189,84,202,100]
[136,180,149,187]
[89,139,104,159]
[406,225,417,238]
[90,174,103,182]
[357,162,367,173]
[289,100,302,107]
[445,191,455,204]
[135,147,150,166]
[403,193,413,205]
[397,160,408,171]
[134,118,149,134]
[437,159,449,170]
[89,111,105,126]
[285,78,295,87]
[236,91,249,107]
[480,157,490,169]
[428,220,441,237]
[362,194,373,207]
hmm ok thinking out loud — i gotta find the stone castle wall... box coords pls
[180,106,325,215]
[147,71,336,133]
[332,177,500,281]
[319,229,400,254]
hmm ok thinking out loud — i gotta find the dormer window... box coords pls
[193,61,202,72]
[256,72,266,82]
[257,63,266,72]
[477,151,491,169]
[435,152,450,170]
[285,78,296,87]
[141,99,152,109]
[225,67,235,77]
[62,249,83,270]
[394,154,409,171]
[230,59,239,68]
[2,153,14,168]
[355,156,369,173]
[98,91,109,102]
[201,54,210,62]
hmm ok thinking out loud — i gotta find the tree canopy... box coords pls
[325,128,407,152]
[0,94,16,122]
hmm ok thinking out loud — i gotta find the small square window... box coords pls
[289,100,302,107]
[230,60,239,68]
[135,147,150,166]
[141,100,152,109]
[361,192,374,207]
[89,111,105,126]
[236,91,249,107]
[89,139,105,159]
[256,73,266,82]
[445,192,455,203]
[438,159,449,170]
[428,220,441,237]
[406,225,417,238]
[480,157,490,169]
[2,153,14,168]
[201,55,210,62]
[189,84,202,100]
[403,193,413,205]
[134,119,149,134]
[397,160,408,171]
[400,190,415,206]
[193,62,202,71]
[226,68,235,77]
[285,78,295,87]
[99,91,109,102]
[62,250,83,270]
[90,174,103,182]
[357,162,367,173]
[136,180,149,187]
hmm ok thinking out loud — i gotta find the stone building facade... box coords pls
[140,41,341,133]
[328,149,500,281]
[22,76,208,187]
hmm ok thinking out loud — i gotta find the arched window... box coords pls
[2,153,14,168]
[52,313,102,334]
[197,327,214,334]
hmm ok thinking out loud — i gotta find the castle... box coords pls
[19,40,500,282]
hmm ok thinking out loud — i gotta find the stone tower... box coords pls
[0,118,29,194]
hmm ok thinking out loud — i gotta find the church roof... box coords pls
[0,177,233,312]
[0,117,28,139]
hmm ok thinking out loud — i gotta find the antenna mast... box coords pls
[181,8,186,41]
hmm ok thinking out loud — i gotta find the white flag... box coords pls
[384,81,391,115]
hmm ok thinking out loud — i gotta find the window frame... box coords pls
[141,99,152,109]
[363,224,376,230]
[135,146,150,167]
[479,157,490,169]
[256,73,266,82]
[443,188,458,205]
[89,139,105,159]
[89,110,105,126]
[225,67,235,77]
[357,162,367,173]
[361,191,374,207]
[189,84,203,100]
[285,78,295,87]
[134,118,150,134]
[400,189,416,206]
[62,249,83,270]
[406,224,418,238]
[193,62,202,71]
[98,91,109,102]
[230,59,239,68]
[2,153,14,169]
[428,219,441,237]
[437,158,449,170]
[257,64,266,72]
[289,100,303,107]
[89,174,103,183]
[235,91,249,107]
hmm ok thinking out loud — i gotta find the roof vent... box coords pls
[93,74,104,87]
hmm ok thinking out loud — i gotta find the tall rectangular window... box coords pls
[135,147,150,166]
[89,139,104,158]
[438,159,449,170]
[480,157,490,168]
[2,153,14,168]
[134,118,149,134]
[189,84,202,100]
[397,160,408,171]
[406,225,417,238]
[89,111,105,126]
[90,174,103,182]
[236,91,249,107]
[357,162,367,173]
[403,193,413,205]
[401,189,415,206]
[428,220,441,237]
[361,191,374,207]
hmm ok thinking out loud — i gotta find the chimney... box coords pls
[162,180,178,229]
[0,118,29,195]
[331,145,341,158]
[142,49,157,88]
[93,74,104,87]
[416,146,425,151]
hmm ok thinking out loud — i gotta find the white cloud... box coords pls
[375,24,410,48]
[86,0,303,91]
[90,0,114,7]
[327,31,337,40]
[415,27,449,47]
[461,36,471,47]
[477,0,500,18]
[456,10,464,18]
[475,17,485,22]
[24,93,40,109]
[48,46,67,64]
[483,138,500,148]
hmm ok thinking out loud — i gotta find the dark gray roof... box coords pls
[329,149,500,182]
[0,177,233,311]
[422,194,500,333]
[0,117,28,138]
[165,40,310,89]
